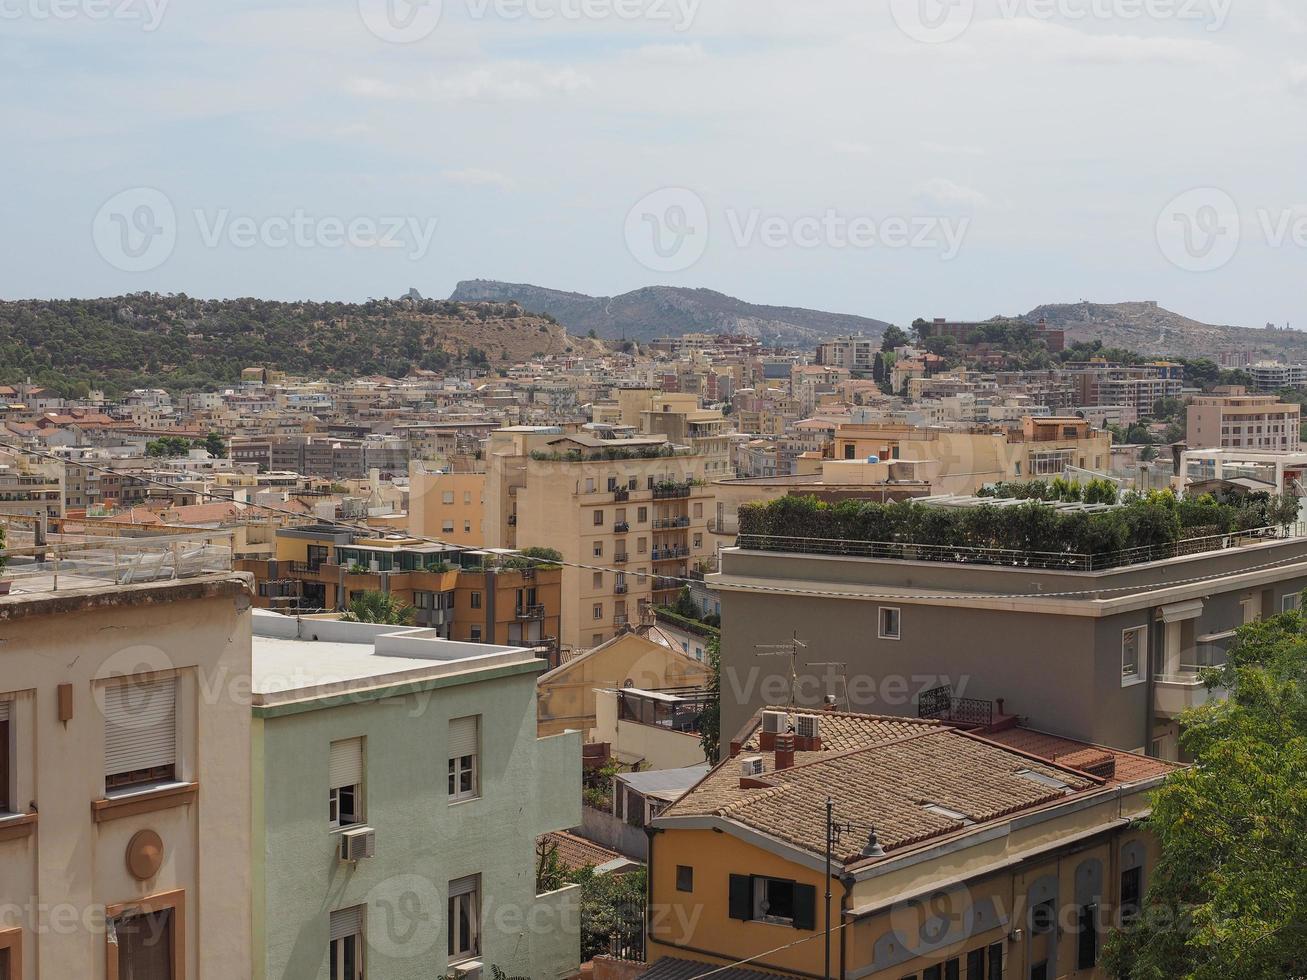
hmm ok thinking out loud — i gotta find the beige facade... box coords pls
[407,462,486,546]
[485,427,716,650]
[1186,389,1301,451]
[0,451,63,521]
[0,574,252,980]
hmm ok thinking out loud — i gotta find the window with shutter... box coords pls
[103,677,177,791]
[728,875,752,921]
[448,716,479,802]
[0,698,10,813]
[329,906,364,979]
[792,883,817,931]
[329,738,363,828]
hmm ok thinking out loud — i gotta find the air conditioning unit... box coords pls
[740,756,764,778]
[761,710,787,734]
[339,826,376,862]
[796,714,822,740]
[450,961,483,980]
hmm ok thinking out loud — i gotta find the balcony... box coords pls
[653,576,681,591]
[613,553,629,564]
[613,522,631,534]
[652,483,693,500]
[652,546,690,561]
[614,584,629,595]
[613,613,630,627]
[613,488,631,503]
[1154,672,1226,718]
[652,517,691,530]
[508,514,518,526]
[517,604,546,620]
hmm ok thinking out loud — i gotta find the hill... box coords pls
[0,294,603,396]
[449,280,890,347]
[1026,301,1307,360]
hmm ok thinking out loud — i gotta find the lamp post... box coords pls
[824,798,855,980]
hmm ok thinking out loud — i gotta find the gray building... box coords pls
[710,532,1307,760]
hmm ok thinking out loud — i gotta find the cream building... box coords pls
[1186,388,1302,451]
[0,568,252,980]
[407,461,486,547]
[485,427,716,651]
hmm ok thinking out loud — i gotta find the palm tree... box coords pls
[339,591,415,626]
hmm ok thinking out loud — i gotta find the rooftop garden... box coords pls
[529,444,694,462]
[737,485,1302,571]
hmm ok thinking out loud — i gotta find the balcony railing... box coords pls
[507,514,518,526]
[917,685,994,727]
[613,613,630,626]
[614,553,629,564]
[652,517,691,530]
[614,584,629,595]
[517,604,546,620]
[613,489,631,502]
[613,522,631,533]
[652,546,690,561]
[653,576,681,591]
[653,483,693,500]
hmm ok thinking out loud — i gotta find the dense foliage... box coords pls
[338,590,415,625]
[979,476,1120,504]
[0,293,554,396]
[1102,605,1307,979]
[738,490,1300,563]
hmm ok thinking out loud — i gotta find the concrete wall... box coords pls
[0,577,252,980]
[256,666,582,980]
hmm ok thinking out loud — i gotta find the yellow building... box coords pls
[407,460,486,547]
[485,427,716,651]
[646,709,1176,980]
[536,631,711,738]
[834,416,1111,494]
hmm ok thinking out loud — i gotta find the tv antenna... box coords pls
[755,631,808,708]
[808,661,848,710]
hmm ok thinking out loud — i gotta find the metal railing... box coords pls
[918,685,993,727]
[652,546,690,561]
[653,517,691,530]
[652,484,692,500]
[516,604,546,620]
[738,524,1303,573]
[613,522,631,533]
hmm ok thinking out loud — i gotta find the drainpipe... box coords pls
[644,826,661,962]
[838,874,855,980]
[1145,606,1159,756]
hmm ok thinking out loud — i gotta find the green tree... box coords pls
[203,431,226,458]
[339,591,415,625]
[700,634,721,764]
[145,435,194,457]
[1102,606,1307,979]
[881,325,909,351]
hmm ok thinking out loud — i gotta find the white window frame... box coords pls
[328,737,364,830]
[448,716,480,803]
[1282,592,1302,613]
[878,607,901,641]
[448,876,481,963]
[329,906,365,979]
[1122,626,1146,687]
[752,876,797,926]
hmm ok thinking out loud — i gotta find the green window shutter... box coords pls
[793,883,817,931]
[728,875,752,921]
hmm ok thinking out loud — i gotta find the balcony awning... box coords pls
[1159,599,1204,623]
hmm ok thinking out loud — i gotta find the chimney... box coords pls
[759,730,777,752]
[728,740,742,759]
[774,733,795,770]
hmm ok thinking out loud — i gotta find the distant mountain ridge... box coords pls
[449,280,890,347]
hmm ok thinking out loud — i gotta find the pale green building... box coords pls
[250,612,582,980]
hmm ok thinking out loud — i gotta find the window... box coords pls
[448,716,479,802]
[593,603,604,621]
[448,876,481,962]
[1031,899,1055,934]
[470,591,482,609]
[1283,592,1302,612]
[442,521,454,533]
[727,874,816,930]
[693,502,703,518]
[966,949,984,979]
[593,542,604,558]
[693,533,702,548]
[329,906,364,980]
[1077,903,1099,969]
[113,906,177,980]
[923,967,941,980]
[879,607,901,640]
[1122,626,1145,685]
[463,521,471,533]
[676,865,694,892]
[943,959,959,980]
[469,626,482,643]
[593,572,604,589]
[594,509,604,526]
[442,490,455,504]
[987,943,1003,980]
[637,538,647,553]
[637,506,648,522]
[329,737,363,828]
[1120,866,1142,925]
[103,676,177,791]
[0,698,10,814]
[464,491,472,504]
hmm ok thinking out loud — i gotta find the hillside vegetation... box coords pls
[0,294,601,396]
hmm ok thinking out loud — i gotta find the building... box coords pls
[1248,361,1307,392]
[1186,388,1301,451]
[711,508,1307,761]
[645,708,1174,979]
[407,461,486,547]
[0,450,63,521]
[485,427,716,650]
[815,337,879,373]
[0,545,252,979]
[250,612,582,980]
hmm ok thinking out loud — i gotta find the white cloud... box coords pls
[915,178,993,211]
[346,65,593,103]
[442,168,516,189]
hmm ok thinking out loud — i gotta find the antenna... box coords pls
[755,631,808,708]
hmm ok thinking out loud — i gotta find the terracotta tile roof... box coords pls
[641,957,786,979]
[663,709,1111,868]
[980,727,1180,786]
[163,502,244,524]
[538,831,628,873]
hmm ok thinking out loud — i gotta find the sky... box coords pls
[2,0,1305,329]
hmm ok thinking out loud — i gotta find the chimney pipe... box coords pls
[729,740,742,759]
[996,698,1005,716]
[774,732,795,770]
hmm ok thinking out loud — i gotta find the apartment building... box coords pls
[815,336,879,372]
[1063,362,1184,413]
[485,427,715,650]
[1186,388,1301,451]
[646,708,1172,979]
[1248,361,1307,392]
[0,451,63,520]
[0,560,252,979]
[832,416,1111,493]
[407,461,486,547]
[711,518,1307,761]
[250,613,581,980]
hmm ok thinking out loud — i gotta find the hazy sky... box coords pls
[3,0,1305,329]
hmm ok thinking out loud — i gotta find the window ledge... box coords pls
[0,811,37,843]
[91,782,198,823]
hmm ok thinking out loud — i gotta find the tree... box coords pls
[339,591,415,625]
[700,634,721,764]
[881,325,909,351]
[145,435,193,458]
[1102,606,1307,979]
[872,351,887,383]
[203,431,226,458]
